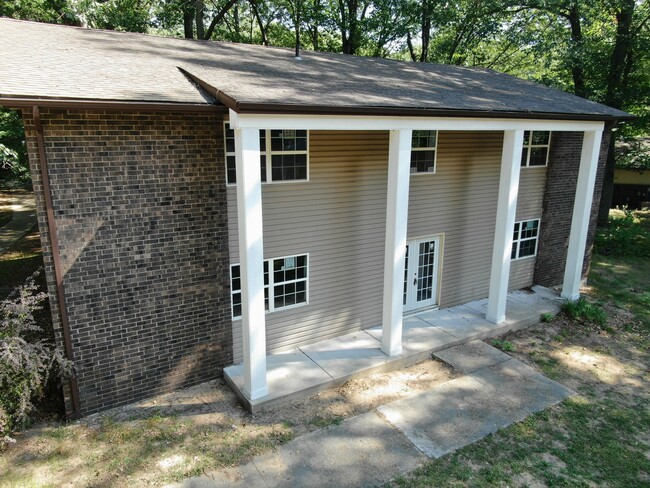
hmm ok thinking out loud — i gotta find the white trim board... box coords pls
[230,110,605,132]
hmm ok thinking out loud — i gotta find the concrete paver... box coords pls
[378,374,529,458]
[251,411,426,488]
[470,359,575,414]
[433,340,512,373]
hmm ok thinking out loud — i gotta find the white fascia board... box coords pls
[229,109,605,132]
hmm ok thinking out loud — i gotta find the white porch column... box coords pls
[381,129,412,357]
[486,130,524,324]
[561,130,603,300]
[235,127,268,400]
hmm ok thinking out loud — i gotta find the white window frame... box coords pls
[230,253,309,320]
[224,121,309,185]
[410,130,438,175]
[511,219,541,260]
[521,131,551,167]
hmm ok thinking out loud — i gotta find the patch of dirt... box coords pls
[82,356,458,437]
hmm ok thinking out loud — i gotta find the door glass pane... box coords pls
[416,240,436,302]
[403,245,409,306]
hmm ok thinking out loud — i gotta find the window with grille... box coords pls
[410,130,437,174]
[230,254,308,319]
[521,131,551,167]
[511,219,540,259]
[224,123,308,184]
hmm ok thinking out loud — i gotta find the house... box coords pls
[613,168,650,209]
[0,18,631,417]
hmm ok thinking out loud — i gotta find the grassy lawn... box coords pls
[1,210,648,487]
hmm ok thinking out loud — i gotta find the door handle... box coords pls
[413,276,417,286]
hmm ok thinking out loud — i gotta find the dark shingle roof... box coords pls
[0,18,631,120]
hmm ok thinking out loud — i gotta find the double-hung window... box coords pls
[521,131,551,167]
[512,219,540,260]
[224,123,308,184]
[230,254,309,319]
[410,130,437,174]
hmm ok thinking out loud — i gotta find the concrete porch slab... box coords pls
[365,314,460,357]
[299,330,387,378]
[224,349,333,411]
[223,286,563,413]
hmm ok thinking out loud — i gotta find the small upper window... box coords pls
[224,123,308,185]
[511,219,540,260]
[521,131,551,167]
[410,130,437,174]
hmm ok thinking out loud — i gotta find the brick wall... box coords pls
[534,128,611,288]
[23,108,231,415]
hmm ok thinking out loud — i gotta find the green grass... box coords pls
[561,297,607,327]
[589,254,650,331]
[490,339,515,352]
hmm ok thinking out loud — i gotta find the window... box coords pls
[230,254,308,319]
[521,131,551,167]
[410,130,437,174]
[224,123,308,184]
[511,219,540,260]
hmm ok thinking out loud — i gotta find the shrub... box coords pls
[561,297,608,327]
[0,269,73,449]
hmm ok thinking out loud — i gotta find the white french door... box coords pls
[403,236,440,313]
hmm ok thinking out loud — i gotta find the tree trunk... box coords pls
[249,0,268,45]
[597,0,635,226]
[195,0,205,39]
[567,3,586,98]
[420,0,430,62]
[183,8,194,39]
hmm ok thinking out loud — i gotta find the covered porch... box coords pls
[225,285,561,413]
[228,110,604,409]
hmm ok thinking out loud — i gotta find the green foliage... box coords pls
[616,139,650,170]
[490,339,515,352]
[0,270,73,449]
[78,0,151,32]
[540,312,555,323]
[0,109,30,188]
[561,297,607,327]
[595,209,650,257]
[0,0,79,24]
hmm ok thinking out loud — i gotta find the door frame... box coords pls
[403,233,444,314]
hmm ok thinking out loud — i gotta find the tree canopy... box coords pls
[2,0,649,213]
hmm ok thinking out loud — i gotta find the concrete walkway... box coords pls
[225,286,562,413]
[177,341,574,488]
[0,191,37,253]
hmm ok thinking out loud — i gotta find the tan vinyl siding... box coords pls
[228,130,547,361]
[228,131,389,361]
[509,166,548,291]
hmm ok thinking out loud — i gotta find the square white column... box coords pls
[486,130,524,324]
[381,129,412,356]
[561,130,603,300]
[234,127,268,400]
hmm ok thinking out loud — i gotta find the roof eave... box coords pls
[0,95,225,113]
